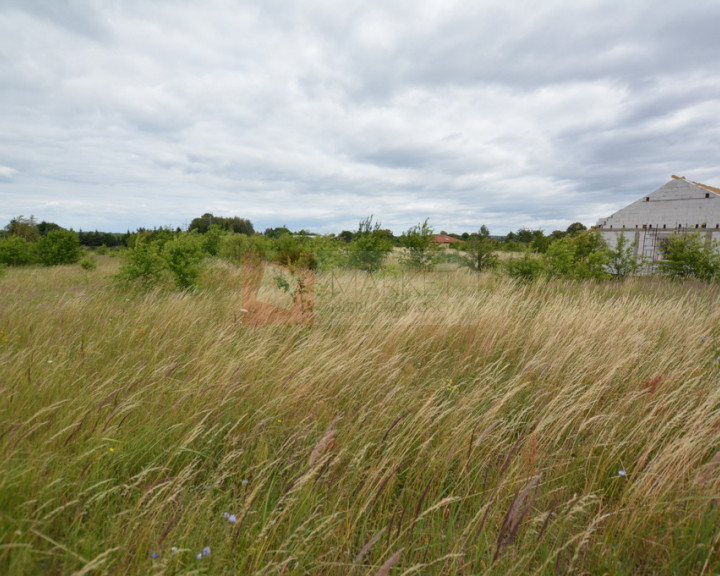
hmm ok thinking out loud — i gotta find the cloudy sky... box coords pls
[1,0,719,235]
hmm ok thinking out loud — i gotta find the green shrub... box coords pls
[95,244,109,255]
[36,229,82,266]
[162,233,205,289]
[117,240,168,287]
[0,236,36,266]
[80,256,97,270]
[658,232,720,280]
[504,252,545,281]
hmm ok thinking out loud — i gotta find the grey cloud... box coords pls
[0,0,719,234]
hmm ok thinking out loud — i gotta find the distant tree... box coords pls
[566,222,588,236]
[189,213,215,234]
[37,221,61,236]
[464,225,498,271]
[531,230,550,253]
[189,213,254,235]
[515,228,535,244]
[264,226,292,239]
[6,215,39,242]
[657,232,720,280]
[400,218,439,270]
[36,229,83,266]
[347,216,393,272]
[337,230,354,242]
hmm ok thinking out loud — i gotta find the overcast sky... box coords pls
[1,0,719,235]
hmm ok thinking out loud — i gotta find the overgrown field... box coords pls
[1,257,720,575]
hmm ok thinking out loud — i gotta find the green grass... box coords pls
[1,257,720,574]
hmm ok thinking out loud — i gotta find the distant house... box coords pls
[596,175,720,264]
[432,234,461,247]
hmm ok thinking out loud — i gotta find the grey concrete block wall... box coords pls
[596,177,720,273]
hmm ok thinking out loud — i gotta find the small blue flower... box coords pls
[223,512,230,519]
[618,470,627,477]
[702,337,707,342]
[196,553,202,560]
[228,514,237,523]
[202,546,211,557]
[637,343,643,348]
[242,479,249,485]
[151,552,159,559]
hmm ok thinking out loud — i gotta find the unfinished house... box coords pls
[596,175,720,269]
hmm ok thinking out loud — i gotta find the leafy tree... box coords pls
[37,221,61,236]
[566,222,588,236]
[464,225,498,271]
[515,228,535,244]
[36,229,83,266]
[606,231,641,278]
[347,216,393,272]
[189,213,254,235]
[657,232,720,280]
[5,215,39,242]
[399,218,439,270]
[264,226,292,239]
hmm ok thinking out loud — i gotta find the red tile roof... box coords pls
[433,234,460,243]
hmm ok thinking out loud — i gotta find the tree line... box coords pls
[3,213,720,285]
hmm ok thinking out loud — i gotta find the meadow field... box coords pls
[1,256,720,575]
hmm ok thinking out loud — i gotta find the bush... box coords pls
[36,229,83,266]
[543,231,610,280]
[80,256,97,270]
[117,240,168,287]
[658,232,720,280]
[162,234,205,289]
[0,236,36,266]
[504,252,545,281]
[95,244,109,255]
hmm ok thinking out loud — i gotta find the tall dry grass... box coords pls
[1,257,719,574]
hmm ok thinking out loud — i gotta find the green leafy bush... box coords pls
[658,232,720,280]
[0,236,36,266]
[162,234,205,289]
[117,240,168,287]
[80,255,97,270]
[36,229,83,266]
[504,252,545,281]
[543,231,610,280]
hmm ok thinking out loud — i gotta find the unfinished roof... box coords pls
[596,176,720,230]
[672,175,720,196]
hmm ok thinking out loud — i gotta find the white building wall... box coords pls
[596,177,720,272]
